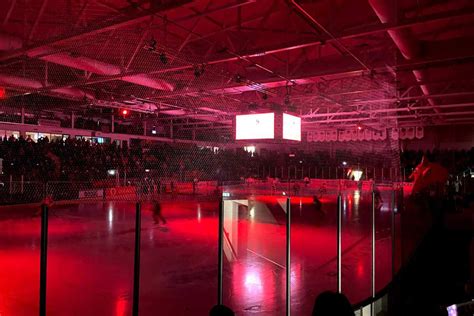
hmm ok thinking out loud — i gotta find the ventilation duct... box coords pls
[0,74,93,100]
[368,0,438,110]
[0,34,174,92]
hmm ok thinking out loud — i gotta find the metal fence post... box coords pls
[39,203,49,316]
[337,194,342,293]
[217,197,224,305]
[391,189,396,278]
[286,197,291,316]
[371,191,376,316]
[132,202,142,316]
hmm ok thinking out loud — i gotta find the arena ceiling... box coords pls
[0,0,474,134]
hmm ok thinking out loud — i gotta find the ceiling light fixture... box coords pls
[193,64,205,78]
[159,51,168,64]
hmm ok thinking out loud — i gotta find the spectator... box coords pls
[209,304,234,316]
[312,291,354,316]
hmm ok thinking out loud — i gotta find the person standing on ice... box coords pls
[304,176,310,187]
[373,186,383,211]
[152,199,167,225]
[313,195,326,215]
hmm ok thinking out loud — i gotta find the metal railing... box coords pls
[11,181,434,315]
[256,165,408,182]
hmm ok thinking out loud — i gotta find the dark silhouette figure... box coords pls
[152,200,167,225]
[209,304,235,316]
[313,195,323,213]
[312,291,355,316]
[293,182,300,196]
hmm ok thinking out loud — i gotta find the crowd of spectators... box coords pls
[0,136,258,182]
[0,136,140,181]
[0,135,472,183]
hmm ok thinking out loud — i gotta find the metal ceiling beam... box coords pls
[27,0,49,43]
[303,102,474,119]
[0,0,194,61]
[12,7,474,98]
[286,0,371,71]
[305,110,474,125]
[3,0,17,26]
[349,91,474,106]
[29,5,473,87]
[304,119,474,129]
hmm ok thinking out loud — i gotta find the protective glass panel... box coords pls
[221,192,288,314]
[341,185,373,304]
[374,185,395,293]
[47,200,135,315]
[289,180,338,315]
[138,197,219,315]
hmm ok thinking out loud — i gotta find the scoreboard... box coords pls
[235,112,301,142]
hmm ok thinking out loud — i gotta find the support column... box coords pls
[170,120,174,139]
[371,191,376,302]
[39,204,49,316]
[132,202,142,316]
[21,106,25,124]
[111,114,114,133]
[71,111,75,129]
[337,194,342,293]
[217,198,224,305]
[286,197,291,316]
[143,121,147,136]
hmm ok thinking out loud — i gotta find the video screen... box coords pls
[282,113,301,141]
[235,113,275,140]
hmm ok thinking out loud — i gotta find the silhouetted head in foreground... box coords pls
[209,304,235,316]
[312,291,355,316]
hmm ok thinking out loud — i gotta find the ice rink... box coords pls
[0,187,399,315]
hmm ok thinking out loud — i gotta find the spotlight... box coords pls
[234,74,242,83]
[357,124,363,131]
[284,95,290,105]
[0,87,5,99]
[121,109,128,116]
[151,126,157,135]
